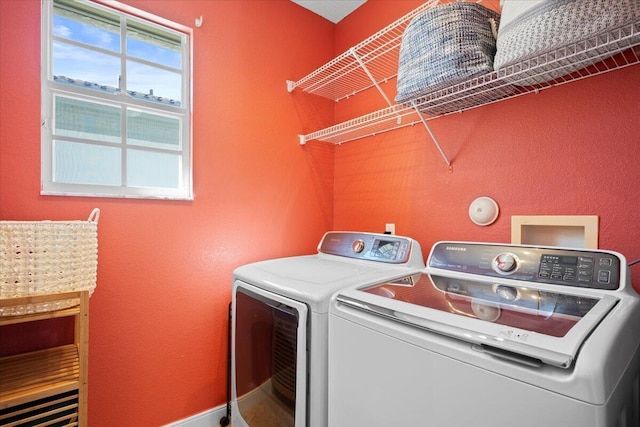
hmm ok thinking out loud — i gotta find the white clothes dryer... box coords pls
[231,231,424,427]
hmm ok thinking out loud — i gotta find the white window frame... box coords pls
[41,0,193,200]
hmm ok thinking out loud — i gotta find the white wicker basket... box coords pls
[0,208,99,316]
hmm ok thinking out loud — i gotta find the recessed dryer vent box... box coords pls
[511,215,599,249]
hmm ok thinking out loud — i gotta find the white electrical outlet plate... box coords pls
[385,223,395,234]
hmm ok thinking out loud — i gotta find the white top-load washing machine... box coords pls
[231,231,424,427]
[329,241,640,427]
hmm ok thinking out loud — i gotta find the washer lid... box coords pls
[337,273,618,368]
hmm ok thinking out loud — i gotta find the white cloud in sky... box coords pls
[82,26,116,50]
[54,24,71,38]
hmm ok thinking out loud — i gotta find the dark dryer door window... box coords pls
[233,283,308,427]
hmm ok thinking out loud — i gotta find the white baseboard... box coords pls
[163,403,229,427]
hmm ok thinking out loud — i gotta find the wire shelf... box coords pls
[299,20,640,147]
[287,0,440,102]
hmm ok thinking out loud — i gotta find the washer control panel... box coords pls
[319,232,414,264]
[428,242,622,290]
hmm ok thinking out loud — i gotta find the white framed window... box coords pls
[41,0,192,200]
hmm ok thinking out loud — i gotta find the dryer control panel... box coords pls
[319,232,415,264]
[428,242,624,290]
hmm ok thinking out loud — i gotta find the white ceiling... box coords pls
[290,0,367,23]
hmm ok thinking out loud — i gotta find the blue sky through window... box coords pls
[53,11,182,102]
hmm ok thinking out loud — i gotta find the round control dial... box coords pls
[492,253,518,274]
[351,239,366,254]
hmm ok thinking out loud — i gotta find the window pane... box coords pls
[54,141,121,185]
[127,18,182,69]
[127,109,180,149]
[127,150,181,188]
[53,1,121,53]
[127,60,182,105]
[53,41,120,91]
[55,96,121,143]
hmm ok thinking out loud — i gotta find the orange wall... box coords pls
[0,0,334,425]
[332,1,640,291]
[1,0,640,425]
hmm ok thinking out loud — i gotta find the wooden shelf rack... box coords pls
[0,291,89,426]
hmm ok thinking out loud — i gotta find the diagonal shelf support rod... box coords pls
[349,47,394,108]
[410,100,451,166]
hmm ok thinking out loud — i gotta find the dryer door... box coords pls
[232,281,308,427]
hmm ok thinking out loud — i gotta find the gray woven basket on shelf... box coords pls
[0,208,99,316]
[494,0,640,86]
[395,2,502,114]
